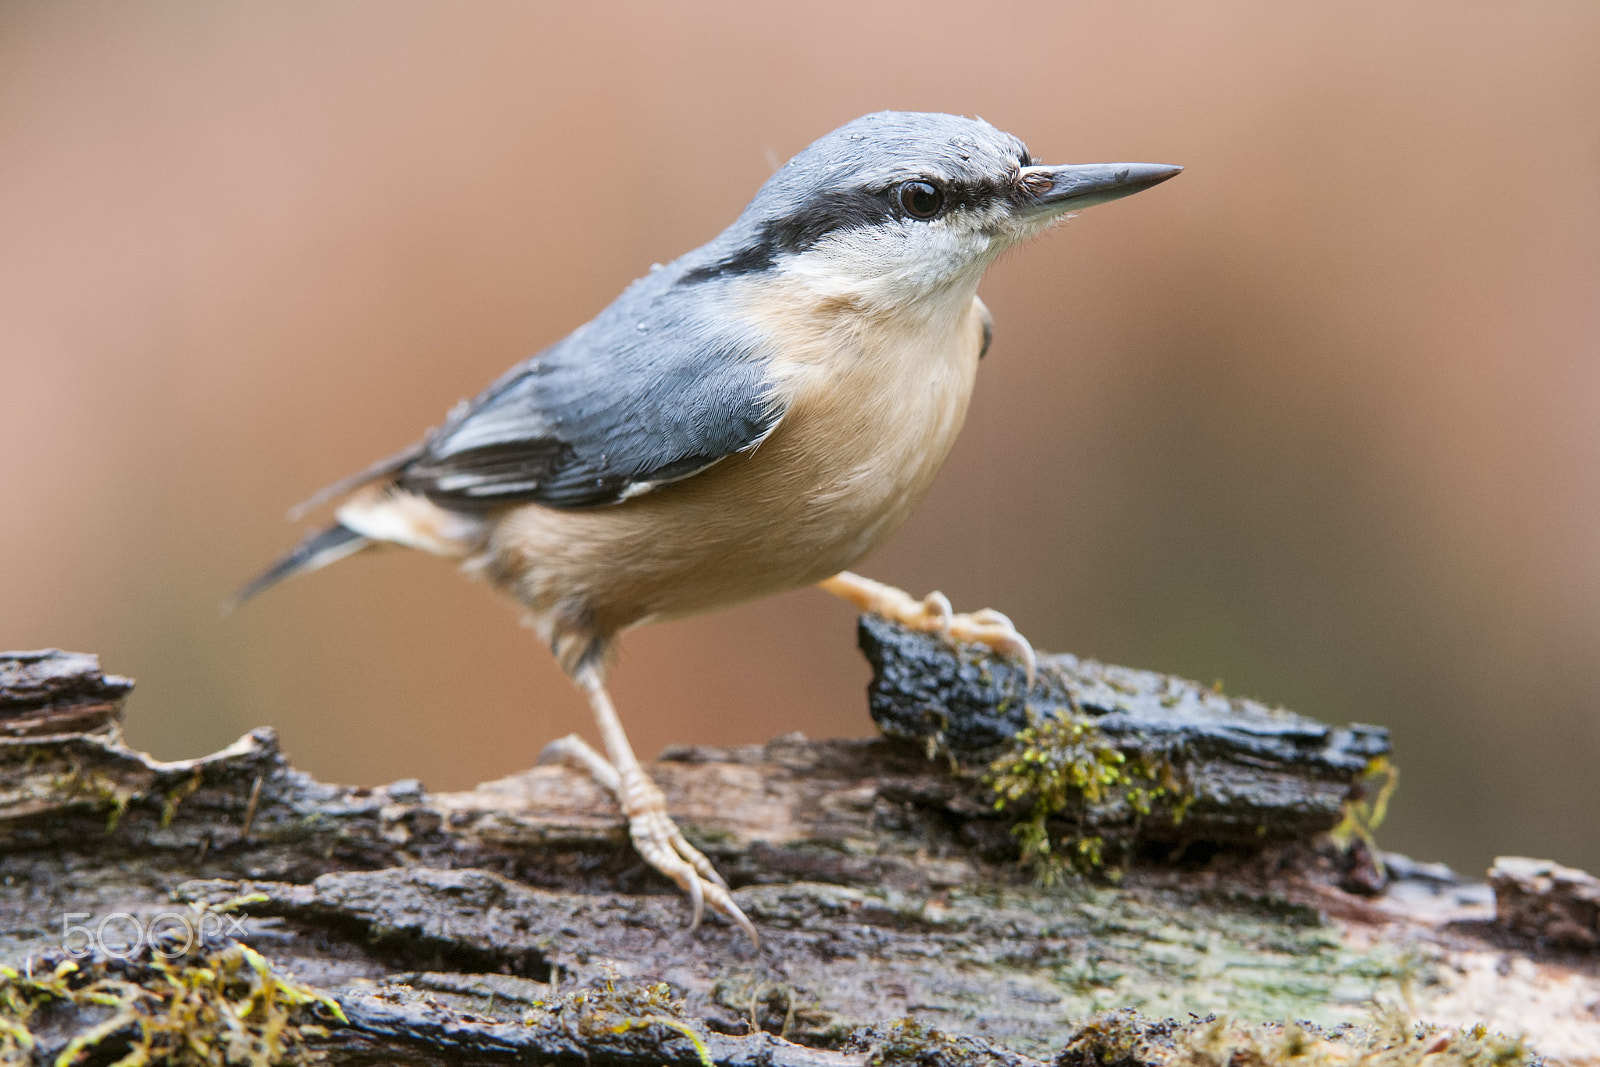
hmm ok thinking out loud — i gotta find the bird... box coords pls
[235,110,1180,946]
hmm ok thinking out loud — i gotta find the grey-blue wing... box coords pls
[397,281,779,510]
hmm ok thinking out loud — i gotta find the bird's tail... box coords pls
[226,523,373,613]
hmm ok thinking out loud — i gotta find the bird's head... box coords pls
[693,111,1180,316]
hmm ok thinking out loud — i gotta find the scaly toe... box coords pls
[659,819,729,890]
[917,590,954,633]
[626,808,756,946]
[629,808,708,926]
[536,734,623,794]
[946,609,1038,686]
[707,882,760,948]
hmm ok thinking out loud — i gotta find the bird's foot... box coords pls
[538,734,759,947]
[623,787,759,946]
[820,571,1037,684]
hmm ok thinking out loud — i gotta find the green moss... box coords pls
[985,707,1188,880]
[1330,757,1399,863]
[901,879,1420,1031]
[1059,1006,1533,1067]
[709,975,848,1045]
[52,762,139,833]
[545,978,682,1032]
[857,1018,997,1067]
[160,769,205,829]
[0,939,344,1067]
[517,980,721,1066]
[680,824,740,851]
[607,1013,714,1067]
[1055,1010,1150,1067]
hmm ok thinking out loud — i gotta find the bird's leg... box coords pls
[819,571,1037,684]
[563,668,759,947]
[537,733,621,794]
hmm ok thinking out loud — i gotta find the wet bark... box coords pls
[1,627,1595,1066]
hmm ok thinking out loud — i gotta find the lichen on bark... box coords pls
[0,636,1587,1066]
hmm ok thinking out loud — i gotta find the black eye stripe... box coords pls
[904,175,1017,216]
[678,169,1022,284]
[679,189,884,282]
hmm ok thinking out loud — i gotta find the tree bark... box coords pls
[1,625,1595,1066]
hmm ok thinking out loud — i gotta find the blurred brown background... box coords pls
[3,2,1597,877]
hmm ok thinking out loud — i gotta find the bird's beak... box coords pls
[1016,162,1182,215]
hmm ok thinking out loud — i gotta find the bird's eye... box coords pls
[898,180,945,220]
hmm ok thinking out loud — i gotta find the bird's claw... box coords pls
[906,593,1036,685]
[822,572,1037,686]
[912,589,954,633]
[541,732,757,946]
[625,805,757,945]
[945,607,1037,685]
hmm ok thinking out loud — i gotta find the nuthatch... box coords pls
[237,111,1180,944]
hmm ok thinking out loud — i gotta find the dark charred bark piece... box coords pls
[860,615,1390,845]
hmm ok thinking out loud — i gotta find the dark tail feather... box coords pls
[225,523,373,614]
[285,438,427,521]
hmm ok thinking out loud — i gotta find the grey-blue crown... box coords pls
[680,112,1030,284]
[749,111,1030,219]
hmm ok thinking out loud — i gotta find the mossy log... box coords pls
[1,623,1596,1066]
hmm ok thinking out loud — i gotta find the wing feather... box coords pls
[397,273,779,510]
